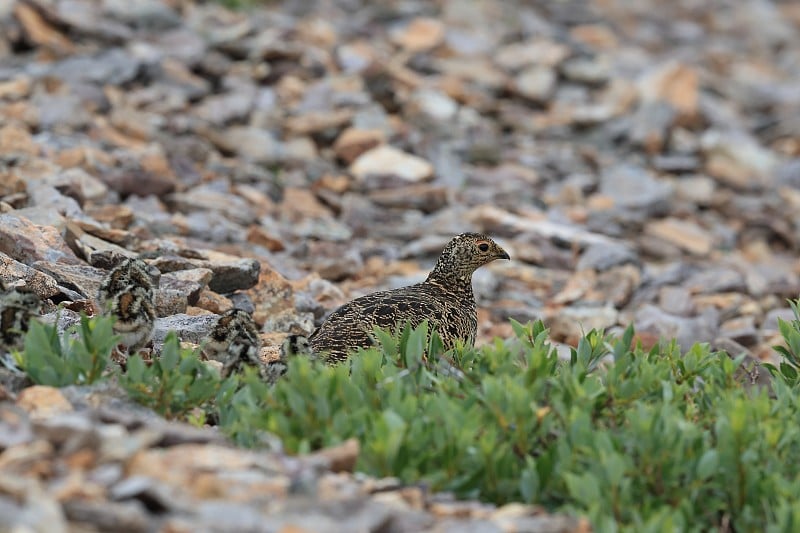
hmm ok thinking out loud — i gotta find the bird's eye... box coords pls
[478,242,490,252]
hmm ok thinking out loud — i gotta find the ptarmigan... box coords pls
[97,258,157,354]
[306,232,509,363]
[0,280,41,353]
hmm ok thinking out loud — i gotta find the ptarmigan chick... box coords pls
[0,280,41,353]
[204,308,264,379]
[307,232,509,363]
[97,258,157,354]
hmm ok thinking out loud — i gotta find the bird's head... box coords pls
[428,232,510,286]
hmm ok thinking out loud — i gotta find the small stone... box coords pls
[701,130,780,190]
[599,164,673,212]
[560,56,609,85]
[32,261,106,302]
[685,268,746,294]
[16,386,73,420]
[0,124,39,156]
[575,242,638,272]
[333,128,386,164]
[0,253,60,299]
[210,126,284,165]
[154,288,188,317]
[513,66,557,103]
[645,218,714,256]
[719,316,759,347]
[635,305,720,351]
[659,286,694,315]
[350,146,434,183]
[391,17,445,52]
[152,314,220,345]
[195,289,233,314]
[637,61,699,124]
[546,305,619,344]
[0,214,82,265]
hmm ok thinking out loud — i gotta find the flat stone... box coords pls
[16,386,74,420]
[719,315,759,347]
[645,218,713,256]
[0,214,82,265]
[0,252,60,299]
[599,164,673,212]
[32,261,106,301]
[575,242,638,271]
[637,61,699,123]
[333,128,385,164]
[391,17,445,52]
[635,305,720,351]
[152,314,219,345]
[350,146,434,183]
[154,288,187,317]
[513,65,557,103]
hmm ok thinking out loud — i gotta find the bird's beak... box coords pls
[497,248,510,260]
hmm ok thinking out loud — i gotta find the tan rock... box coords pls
[0,124,39,156]
[333,128,385,164]
[284,109,353,136]
[195,289,233,314]
[350,145,434,183]
[570,24,619,50]
[645,217,713,256]
[281,187,333,220]
[0,76,32,100]
[0,213,82,265]
[247,226,285,252]
[14,2,74,53]
[391,17,445,52]
[17,386,74,420]
[637,61,699,124]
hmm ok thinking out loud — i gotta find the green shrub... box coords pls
[15,313,117,386]
[13,299,800,531]
[119,332,223,419]
[213,314,800,532]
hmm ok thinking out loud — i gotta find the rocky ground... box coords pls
[0,0,798,530]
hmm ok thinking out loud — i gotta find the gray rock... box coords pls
[599,164,673,213]
[62,499,152,533]
[685,268,746,294]
[154,288,187,316]
[0,252,61,299]
[49,48,141,85]
[576,242,639,272]
[635,305,720,351]
[32,261,106,301]
[560,56,609,85]
[153,313,219,344]
[0,214,82,265]
[207,258,260,293]
[159,268,212,305]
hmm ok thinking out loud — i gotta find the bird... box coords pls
[204,308,267,379]
[97,258,157,354]
[0,279,41,353]
[305,232,509,363]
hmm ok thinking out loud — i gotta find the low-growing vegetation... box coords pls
[12,300,800,532]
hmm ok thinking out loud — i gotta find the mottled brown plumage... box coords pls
[307,233,509,362]
[97,258,157,353]
[204,309,261,377]
[0,280,41,353]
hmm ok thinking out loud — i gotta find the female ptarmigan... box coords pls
[97,258,157,354]
[306,233,509,363]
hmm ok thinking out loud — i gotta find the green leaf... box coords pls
[696,449,719,480]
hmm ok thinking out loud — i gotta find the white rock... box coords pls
[350,146,434,183]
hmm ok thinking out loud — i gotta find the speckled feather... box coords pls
[307,233,509,363]
[0,280,41,352]
[205,309,264,379]
[98,259,156,353]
